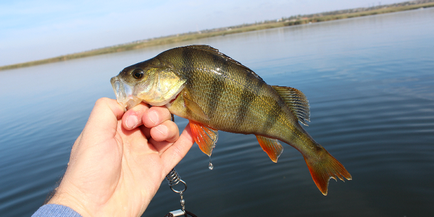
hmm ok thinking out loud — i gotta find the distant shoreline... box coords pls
[2,1,434,71]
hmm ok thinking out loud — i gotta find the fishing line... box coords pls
[164,115,197,217]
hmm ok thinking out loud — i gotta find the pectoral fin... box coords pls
[256,135,284,163]
[189,121,218,156]
[183,91,210,121]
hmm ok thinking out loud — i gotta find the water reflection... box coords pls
[0,8,433,217]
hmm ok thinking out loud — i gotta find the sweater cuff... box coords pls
[32,204,82,217]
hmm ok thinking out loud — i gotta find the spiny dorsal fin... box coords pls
[272,85,310,126]
[182,45,220,53]
[183,45,245,67]
[182,45,264,82]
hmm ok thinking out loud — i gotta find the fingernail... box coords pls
[126,115,138,129]
[154,124,168,136]
[148,111,158,125]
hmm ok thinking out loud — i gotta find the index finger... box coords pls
[142,106,173,128]
[160,125,194,175]
[122,103,150,130]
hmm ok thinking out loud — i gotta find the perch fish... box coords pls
[110,45,351,195]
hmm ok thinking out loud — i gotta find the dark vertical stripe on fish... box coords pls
[234,69,263,128]
[261,100,282,133]
[181,48,195,118]
[181,48,194,81]
[206,55,227,119]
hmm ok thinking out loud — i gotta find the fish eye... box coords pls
[132,68,144,79]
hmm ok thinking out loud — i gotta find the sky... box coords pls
[0,0,406,66]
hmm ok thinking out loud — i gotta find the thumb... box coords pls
[82,98,125,138]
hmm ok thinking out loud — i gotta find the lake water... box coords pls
[1,8,434,217]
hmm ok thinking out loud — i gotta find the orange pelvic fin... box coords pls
[303,148,352,196]
[256,135,284,163]
[189,121,218,156]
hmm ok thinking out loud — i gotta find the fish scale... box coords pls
[110,45,351,195]
[169,47,286,133]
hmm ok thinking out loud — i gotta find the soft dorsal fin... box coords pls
[271,86,310,126]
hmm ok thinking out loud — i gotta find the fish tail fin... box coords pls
[303,147,352,196]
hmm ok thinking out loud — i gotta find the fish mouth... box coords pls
[110,76,141,110]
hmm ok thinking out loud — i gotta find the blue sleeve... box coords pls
[32,204,82,217]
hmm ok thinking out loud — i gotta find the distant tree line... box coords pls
[2,0,434,70]
[132,0,434,43]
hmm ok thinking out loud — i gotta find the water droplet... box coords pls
[208,157,214,170]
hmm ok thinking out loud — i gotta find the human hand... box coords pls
[47,97,194,217]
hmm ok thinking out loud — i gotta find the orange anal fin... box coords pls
[303,149,352,196]
[256,135,284,163]
[189,121,218,156]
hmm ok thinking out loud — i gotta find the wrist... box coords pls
[47,187,93,217]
